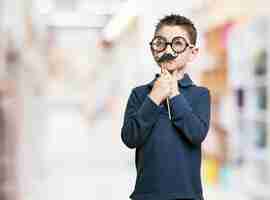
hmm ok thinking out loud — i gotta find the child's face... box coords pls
[151,25,199,73]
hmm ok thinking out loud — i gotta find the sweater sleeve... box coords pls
[121,89,160,149]
[169,89,211,146]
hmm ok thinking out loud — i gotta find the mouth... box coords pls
[167,60,175,65]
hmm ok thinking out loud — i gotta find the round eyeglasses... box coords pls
[149,36,195,54]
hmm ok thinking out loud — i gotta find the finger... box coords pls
[160,64,165,74]
[164,72,171,79]
[161,65,168,74]
[163,68,169,75]
[159,68,164,78]
[160,63,164,73]
[160,74,170,82]
[169,70,176,81]
[161,66,164,74]
[164,67,172,76]
[165,70,172,80]
[161,64,167,72]
[160,70,166,78]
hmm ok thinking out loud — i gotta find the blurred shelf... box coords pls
[227,16,270,198]
[239,111,269,123]
[43,12,112,29]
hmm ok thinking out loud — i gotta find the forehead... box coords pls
[155,25,190,42]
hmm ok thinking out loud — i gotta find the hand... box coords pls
[148,66,172,105]
[169,69,181,99]
[159,63,182,99]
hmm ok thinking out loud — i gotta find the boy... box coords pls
[121,14,211,200]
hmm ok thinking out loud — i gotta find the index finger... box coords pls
[162,66,171,77]
[164,67,170,75]
[160,64,165,74]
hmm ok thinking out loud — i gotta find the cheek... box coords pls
[151,50,162,60]
[176,51,191,63]
[175,55,187,64]
[152,50,162,56]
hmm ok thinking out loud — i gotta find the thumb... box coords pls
[161,64,168,76]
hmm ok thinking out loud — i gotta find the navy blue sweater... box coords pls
[121,73,211,200]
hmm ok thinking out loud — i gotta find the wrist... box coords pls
[170,90,180,98]
[148,92,162,105]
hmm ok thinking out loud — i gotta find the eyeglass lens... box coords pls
[150,36,190,53]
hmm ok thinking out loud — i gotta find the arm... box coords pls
[170,89,211,146]
[121,89,160,149]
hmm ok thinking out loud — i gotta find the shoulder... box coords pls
[187,85,211,100]
[195,86,210,95]
[133,84,149,94]
[129,84,151,103]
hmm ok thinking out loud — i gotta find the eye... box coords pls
[154,40,162,45]
[173,39,185,46]
[155,38,165,45]
[150,37,167,51]
[171,37,189,53]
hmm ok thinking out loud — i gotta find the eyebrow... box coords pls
[154,34,192,44]
[154,34,196,47]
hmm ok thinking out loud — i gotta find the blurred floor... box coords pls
[18,100,249,200]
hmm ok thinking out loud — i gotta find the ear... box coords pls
[188,47,199,62]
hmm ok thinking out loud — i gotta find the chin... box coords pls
[167,68,175,73]
[167,65,178,72]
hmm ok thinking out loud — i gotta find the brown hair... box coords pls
[154,14,197,45]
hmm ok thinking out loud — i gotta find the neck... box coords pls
[168,68,185,80]
[177,69,185,80]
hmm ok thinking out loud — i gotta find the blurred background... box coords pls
[0,0,269,199]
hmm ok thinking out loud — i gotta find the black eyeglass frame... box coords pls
[149,35,195,54]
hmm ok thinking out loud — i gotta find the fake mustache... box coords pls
[157,53,178,63]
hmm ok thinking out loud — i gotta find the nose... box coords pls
[164,43,174,54]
